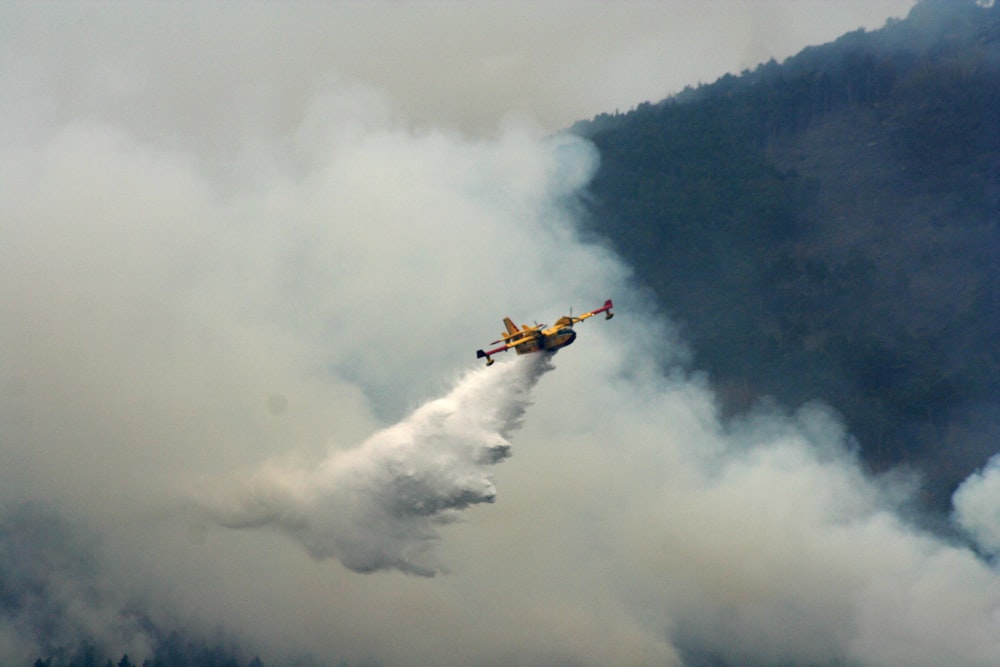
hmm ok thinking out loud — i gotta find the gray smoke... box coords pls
[201,354,553,576]
[11,5,1000,666]
[0,503,153,664]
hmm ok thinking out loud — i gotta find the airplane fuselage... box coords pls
[513,327,576,355]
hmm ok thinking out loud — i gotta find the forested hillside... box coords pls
[575,0,1000,506]
[30,637,272,667]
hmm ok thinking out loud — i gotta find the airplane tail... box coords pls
[492,317,522,344]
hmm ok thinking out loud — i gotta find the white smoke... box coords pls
[6,4,1000,667]
[201,355,553,576]
[953,454,1000,556]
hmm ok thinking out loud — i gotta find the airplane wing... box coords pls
[491,322,543,344]
[477,333,538,360]
[478,319,532,365]
[575,299,614,323]
[476,343,509,365]
[552,300,614,329]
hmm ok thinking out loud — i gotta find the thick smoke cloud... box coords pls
[202,355,553,576]
[954,454,1000,555]
[0,504,153,664]
[4,3,1000,667]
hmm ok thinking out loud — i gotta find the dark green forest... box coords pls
[28,635,331,667]
[575,0,1000,507]
[31,636,270,667]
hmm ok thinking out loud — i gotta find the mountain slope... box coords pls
[575,0,1000,505]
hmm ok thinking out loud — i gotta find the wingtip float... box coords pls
[476,299,613,366]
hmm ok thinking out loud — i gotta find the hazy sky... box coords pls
[10,3,1000,667]
[2,1,917,138]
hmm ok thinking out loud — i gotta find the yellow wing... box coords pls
[548,300,615,331]
[492,322,543,344]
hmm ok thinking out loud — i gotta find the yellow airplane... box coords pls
[476,299,614,366]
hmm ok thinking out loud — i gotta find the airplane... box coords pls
[476,299,613,366]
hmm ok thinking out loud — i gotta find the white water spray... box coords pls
[204,354,554,576]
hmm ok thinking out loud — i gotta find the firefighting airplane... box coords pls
[476,299,614,366]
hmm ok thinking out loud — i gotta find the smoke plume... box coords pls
[8,5,1000,667]
[202,355,553,576]
[0,503,154,664]
[954,454,1000,556]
